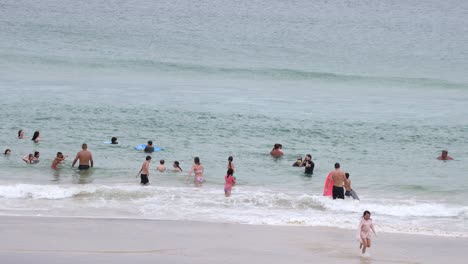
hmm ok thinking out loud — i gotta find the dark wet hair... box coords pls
[334,163,340,169]
[32,131,40,141]
[34,151,40,158]
[363,210,371,217]
[345,173,350,179]
[82,143,87,149]
[228,156,233,168]
[173,161,182,171]
[306,154,312,159]
[111,137,117,143]
[147,140,153,146]
[194,157,200,165]
[227,168,234,176]
[272,143,280,150]
[146,156,151,161]
[18,130,23,138]
[4,149,10,155]
[160,159,165,164]
[56,152,62,157]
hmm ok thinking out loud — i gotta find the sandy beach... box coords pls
[0,216,466,264]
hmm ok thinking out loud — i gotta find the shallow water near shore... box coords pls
[1,0,467,237]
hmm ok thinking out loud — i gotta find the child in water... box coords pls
[292,156,303,167]
[157,159,166,172]
[22,154,36,164]
[224,168,236,197]
[357,210,377,256]
[173,161,183,172]
[51,152,67,169]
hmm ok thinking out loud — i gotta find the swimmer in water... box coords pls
[22,154,36,164]
[4,149,11,155]
[51,152,67,169]
[18,130,24,139]
[32,151,40,163]
[31,131,40,143]
[111,137,118,144]
[173,161,183,172]
[270,143,284,157]
[188,157,204,186]
[156,159,166,172]
[292,156,303,167]
[437,150,453,160]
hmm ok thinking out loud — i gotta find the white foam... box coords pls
[0,184,97,199]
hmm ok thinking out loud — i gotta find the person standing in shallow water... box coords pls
[224,168,236,197]
[188,157,204,186]
[303,154,314,175]
[31,131,40,142]
[330,163,347,200]
[72,143,94,170]
[136,156,151,185]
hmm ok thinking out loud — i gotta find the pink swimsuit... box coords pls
[224,175,236,192]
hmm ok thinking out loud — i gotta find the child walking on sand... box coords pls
[224,168,236,197]
[357,210,377,256]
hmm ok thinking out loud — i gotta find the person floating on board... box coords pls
[111,137,118,144]
[144,140,154,153]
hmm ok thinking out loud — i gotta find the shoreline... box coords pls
[0,212,465,238]
[1,215,467,264]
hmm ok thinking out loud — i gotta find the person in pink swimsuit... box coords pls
[357,210,377,255]
[224,168,236,197]
[188,157,204,186]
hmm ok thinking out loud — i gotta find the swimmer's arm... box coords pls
[71,153,79,167]
[188,165,195,176]
[136,164,144,178]
[22,156,29,163]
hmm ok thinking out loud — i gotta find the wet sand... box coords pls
[0,216,466,264]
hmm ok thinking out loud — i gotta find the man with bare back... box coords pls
[72,143,94,170]
[331,162,347,200]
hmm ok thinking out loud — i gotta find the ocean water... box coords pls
[1,0,468,237]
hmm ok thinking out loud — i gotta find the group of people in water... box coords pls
[3,131,456,255]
